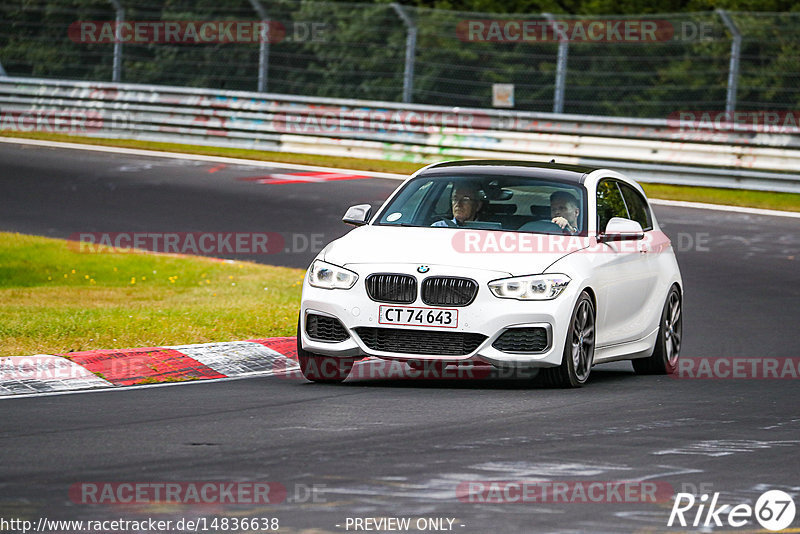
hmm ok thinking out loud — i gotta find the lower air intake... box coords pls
[354,327,486,356]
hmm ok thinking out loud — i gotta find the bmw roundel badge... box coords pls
[417,265,430,273]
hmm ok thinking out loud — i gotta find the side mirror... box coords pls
[342,204,372,226]
[599,217,644,242]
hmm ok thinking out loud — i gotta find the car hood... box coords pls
[322,225,589,276]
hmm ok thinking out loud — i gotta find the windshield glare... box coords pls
[376,175,587,235]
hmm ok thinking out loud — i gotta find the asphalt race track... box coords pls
[1,140,799,533]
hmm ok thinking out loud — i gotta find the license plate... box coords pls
[378,305,458,328]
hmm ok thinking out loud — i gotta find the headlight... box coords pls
[488,274,570,300]
[308,260,358,290]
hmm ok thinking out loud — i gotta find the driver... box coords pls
[432,182,484,227]
[550,191,580,234]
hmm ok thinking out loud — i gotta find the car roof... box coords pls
[418,160,600,184]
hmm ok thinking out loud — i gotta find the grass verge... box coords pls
[640,183,800,213]
[0,232,304,357]
[3,131,799,212]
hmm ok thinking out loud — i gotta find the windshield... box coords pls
[375,174,587,235]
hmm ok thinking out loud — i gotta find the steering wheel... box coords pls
[431,215,458,227]
[519,219,570,235]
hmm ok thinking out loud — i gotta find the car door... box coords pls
[617,180,673,336]
[593,179,655,347]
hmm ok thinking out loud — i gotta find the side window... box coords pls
[596,180,628,232]
[618,182,652,231]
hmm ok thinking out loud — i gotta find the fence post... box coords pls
[0,60,7,77]
[391,3,417,103]
[543,13,568,114]
[108,0,124,82]
[717,9,741,114]
[249,0,270,92]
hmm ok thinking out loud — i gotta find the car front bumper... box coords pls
[299,263,580,369]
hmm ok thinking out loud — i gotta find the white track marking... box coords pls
[0,341,299,399]
[0,136,406,179]
[166,341,298,378]
[650,198,800,218]
[653,439,800,457]
[0,355,112,395]
[3,136,798,218]
[0,372,290,400]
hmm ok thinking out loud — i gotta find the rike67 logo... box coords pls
[669,490,796,531]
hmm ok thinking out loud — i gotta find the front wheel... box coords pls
[633,285,682,375]
[297,317,354,383]
[539,291,595,388]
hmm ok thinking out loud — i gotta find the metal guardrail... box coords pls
[1,77,799,193]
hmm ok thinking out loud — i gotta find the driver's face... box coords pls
[551,199,579,227]
[451,187,481,223]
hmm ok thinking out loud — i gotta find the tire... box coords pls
[296,316,354,383]
[633,285,682,375]
[539,291,595,388]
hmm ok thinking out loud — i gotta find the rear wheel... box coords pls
[633,285,682,375]
[297,317,354,383]
[539,291,595,388]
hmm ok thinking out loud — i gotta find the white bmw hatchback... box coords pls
[298,160,683,387]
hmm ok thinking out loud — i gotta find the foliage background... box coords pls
[1,0,798,117]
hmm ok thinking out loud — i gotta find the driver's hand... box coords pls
[551,216,569,229]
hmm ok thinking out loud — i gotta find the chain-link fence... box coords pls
[1,0,799,118]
